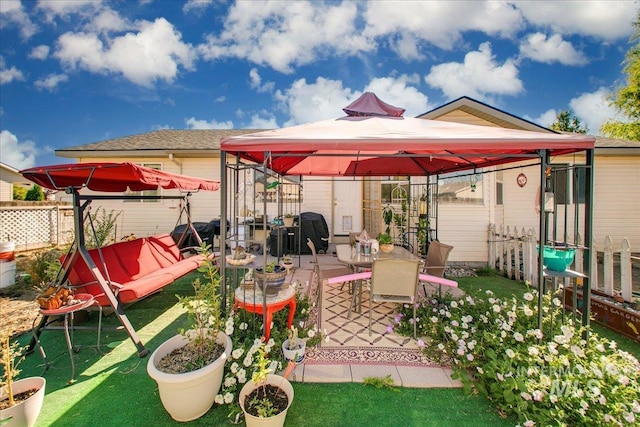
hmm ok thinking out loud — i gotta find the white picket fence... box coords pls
[488,224,636,302]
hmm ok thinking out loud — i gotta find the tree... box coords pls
[601,11,640,141]
[12,185,27,200]
[24,184,44,201]
[550,110,588,134]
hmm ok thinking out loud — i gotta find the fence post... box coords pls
[513,227,521,281]
[488,224,496,269]
[497,225,504,273]
[620,238,632,302]
[603,236,614,296]
[505,226,512,279]
[591,237,599,292]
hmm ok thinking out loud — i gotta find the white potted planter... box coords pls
[147,330,232,422]
[0,377,46,427]
[239,374,294,427]
[282,339,306,364]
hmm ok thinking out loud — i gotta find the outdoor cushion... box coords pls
[65,234,203,306]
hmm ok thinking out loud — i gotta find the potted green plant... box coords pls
[254,262,288,296]
[377,233,394,253]
[0,331,46,427]
[281,326,305,364]
[239,342,295,427]
[147,243,232,422]
[382,205,393,234]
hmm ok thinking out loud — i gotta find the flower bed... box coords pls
[392,288,640,426]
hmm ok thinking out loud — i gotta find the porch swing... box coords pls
[21,162,220,357]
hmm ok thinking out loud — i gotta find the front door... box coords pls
[333,178,362,236]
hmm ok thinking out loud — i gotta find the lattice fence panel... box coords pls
[0,206,74,251]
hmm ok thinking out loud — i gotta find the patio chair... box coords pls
[307,238,321,285]
[369,258,421,338]
[421,241,454,297]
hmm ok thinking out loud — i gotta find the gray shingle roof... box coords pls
[56,129,264,154]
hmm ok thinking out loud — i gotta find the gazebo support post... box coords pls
[220,151,228,311]
[537,150,549,331]
[582,149,595,339]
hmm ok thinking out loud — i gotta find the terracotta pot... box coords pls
[0,377,46,427]
[282,339,306,364]
[147,330,232,422]
[240,374,294,427]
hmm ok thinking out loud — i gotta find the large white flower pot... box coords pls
[0,377,46,427]
[147,331,232,422]
[239,374,294,427]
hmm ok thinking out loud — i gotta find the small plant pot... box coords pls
[0,377,46,427]
[283,217,294,227]
[379,244,394,253]
[240,374,294,427]
[282,339,306,364]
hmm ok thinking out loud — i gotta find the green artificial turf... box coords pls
[11,272,638,426]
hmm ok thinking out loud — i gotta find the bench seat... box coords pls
[65,233,204,306]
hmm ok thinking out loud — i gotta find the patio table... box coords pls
[234,284,296,341]
[335,244,421,316]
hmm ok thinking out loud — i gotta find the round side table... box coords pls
[234,285,296,341]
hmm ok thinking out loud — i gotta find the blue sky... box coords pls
[0,0,636,169]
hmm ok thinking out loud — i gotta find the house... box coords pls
[0,162,31,201]
[53,97,639,262]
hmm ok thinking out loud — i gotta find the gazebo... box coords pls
[219,93,596,335]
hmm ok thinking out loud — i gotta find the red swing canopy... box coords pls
[21,162,220,192]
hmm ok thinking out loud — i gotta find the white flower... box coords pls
[492,304,501,313]
[624,412,636,423]
[523,420,535,427]
[457,348,465,356]
[523,292,534,301]
[230,362,239,374]
[451,320,459,327]
[632,400,640,413]
[225,324,234,335]
[549,394,558,404]
[232,348,244,359]
[552,298,561,307]
[450,301,458,308]
[506,349,515,358]
[532,390,544,402]
[224,392,234,404]
[521,392,532,401]
[224,376,237,387]
[618,375,629,386]
[215,394,224,404]
[477,366,484,374]
[497,372,504,381]
[437,343,445,350]
[523,306,534,317]
[243,356,253,367]
[528,347,539,357]
[431,316,438,323]
[514,332,524,342]
[239,322,248,331]
[598,395,607,405]
[466,353,474,361]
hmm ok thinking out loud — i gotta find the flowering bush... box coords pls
[216,287,328,421]
[392,287,640,426]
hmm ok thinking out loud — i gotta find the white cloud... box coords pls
[183,0,214,13]
[424,42,523,101]
[54,18,197,87]
[34,73,69,91]
[274,77,356,126]
[516,1,636,41]
[29,45,50,60]
[363,1,523,51]
[526,87,617,136]
[569,88,618,136]
[364,74,430,117]
[273,73,428,126]
[249,68,274,93]
[246,112,278,129]
[0,56,25,84]
[36,0,103,22]
[185,117,233,129]
[199,1,372,73]
[519,33,587,65]
[0,0,37,39]
[527,109,558,129]
[90,8,129,34]
[0,130,37,169]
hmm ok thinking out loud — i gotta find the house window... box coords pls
[496,170,503,206]
[573,167,587,204]
[124,163,161,203]
[550,164,569,205]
